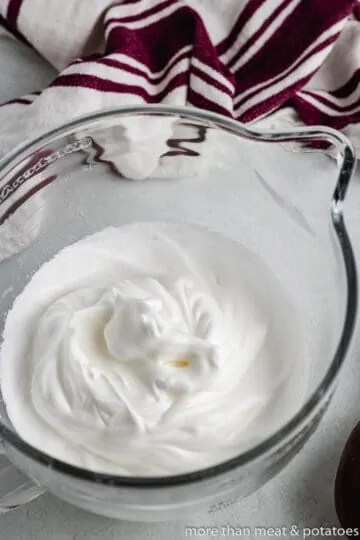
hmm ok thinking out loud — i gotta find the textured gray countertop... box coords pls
[1,28,360,540]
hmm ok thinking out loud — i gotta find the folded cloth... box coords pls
[0,0,360,157]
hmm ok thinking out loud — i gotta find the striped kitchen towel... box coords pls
[0,0,360,159]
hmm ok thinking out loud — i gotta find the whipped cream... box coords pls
[0,222,306,476]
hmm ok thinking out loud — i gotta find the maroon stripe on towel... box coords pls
[228,0,296,70]
[216,0,268,57]
[96,48,192,86]
[105,0,177,29]
[50,71,188,102]
[331,69,360,99]
[238,74,313,122]
[300,90,360,114]
[233,1,351,97]
[290,93,360,130]
[6,0,23,28]
[234,33,339,114]
[187,88,232,117]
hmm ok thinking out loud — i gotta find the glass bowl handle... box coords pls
[244,125,356,208]
[0,440,46,513]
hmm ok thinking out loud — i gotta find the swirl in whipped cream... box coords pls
[1,223,306,475]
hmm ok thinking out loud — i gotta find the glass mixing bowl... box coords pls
[0,106,357,521]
